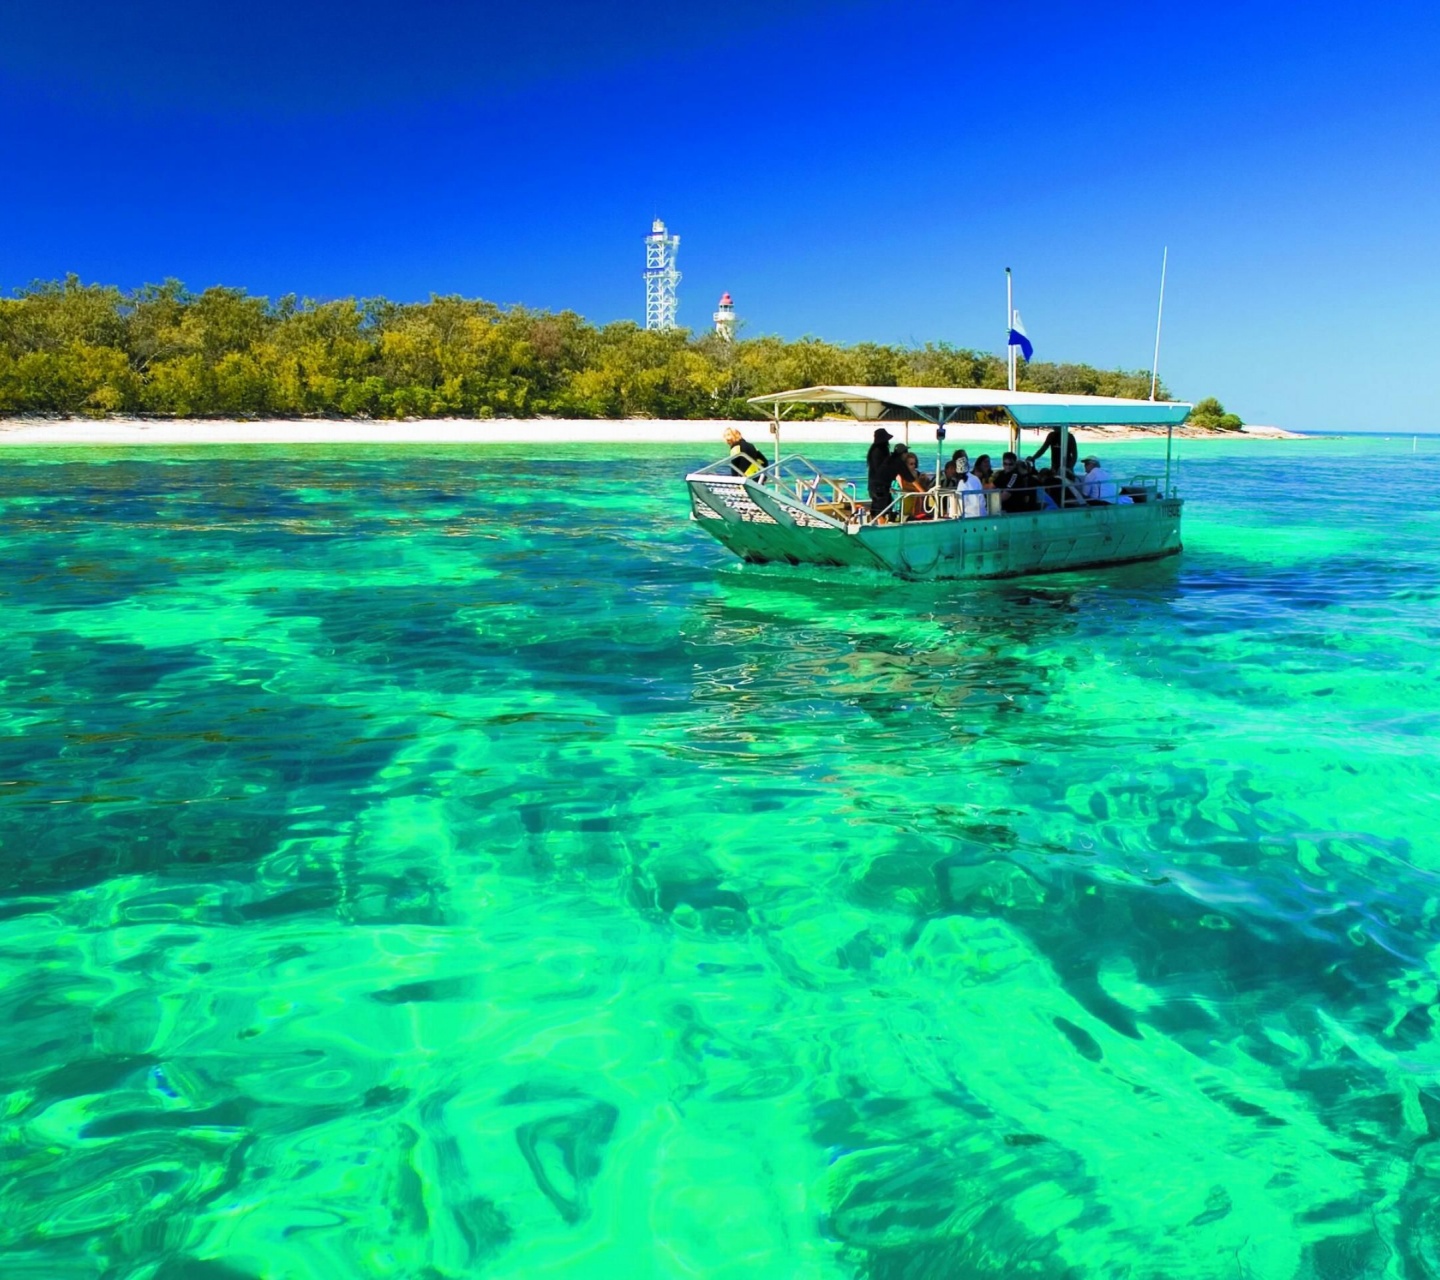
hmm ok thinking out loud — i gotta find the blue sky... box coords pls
[3,0,1437,430]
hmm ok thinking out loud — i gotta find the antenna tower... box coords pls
[644,219,681,330]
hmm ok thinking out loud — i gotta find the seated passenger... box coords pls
[939,459,960,489]
[1036,468,1061,509]
[972,454,1002,515]
[1080,455,1118,504]
[959,463,986,518]
[996,452,1039,512]
[905,452,933,488]
[891,442,915,488]
[898,449,930,519]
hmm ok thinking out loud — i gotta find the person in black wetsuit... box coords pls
[1029,428,1078,474]
[723,427,767,476]
[865,428,898,520]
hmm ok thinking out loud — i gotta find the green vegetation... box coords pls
[1186,396,1244,430]
[0,275,1189,420]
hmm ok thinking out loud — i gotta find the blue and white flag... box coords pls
[1008,312,1033,362]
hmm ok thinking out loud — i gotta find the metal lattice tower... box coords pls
[644,218,681,330]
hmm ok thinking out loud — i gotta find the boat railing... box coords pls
[687,455,752,480]
[690,453,1168,524]
[877,473,1168,523]
[762,455,861,510]
[689,452,865,516]
[1124,473,1166,499]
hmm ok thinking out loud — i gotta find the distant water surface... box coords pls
[1,436,1438,1279]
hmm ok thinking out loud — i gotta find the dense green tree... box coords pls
[1187,396,1243,430]
[7,276,127,351]
[126,279,193,372]
[0,276,1208,421]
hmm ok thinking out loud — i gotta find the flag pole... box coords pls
[1149,246,1168,401]
[1008,269,1015,392]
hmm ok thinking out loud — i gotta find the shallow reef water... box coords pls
[1,435,1438,1279]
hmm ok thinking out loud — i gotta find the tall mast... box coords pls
[1006,267,1015,393]
[1149,246,1168,401]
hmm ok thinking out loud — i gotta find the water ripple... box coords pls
[1,439,1437,1277]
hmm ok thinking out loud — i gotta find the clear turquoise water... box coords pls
[2,437,1438,1279]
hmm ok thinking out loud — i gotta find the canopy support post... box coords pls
[770,408,780,468]
[1165,421,1174,497]
[1058,423,1071,506]
[935,410,949,493]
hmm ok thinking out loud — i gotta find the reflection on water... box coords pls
[1,439,1438,1278]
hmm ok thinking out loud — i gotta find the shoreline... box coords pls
[0,416,1309,448]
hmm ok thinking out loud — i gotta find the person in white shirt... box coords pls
[955,461,986,517]
[1080,456,1118,504]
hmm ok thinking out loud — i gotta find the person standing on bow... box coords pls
[723,427,768,477]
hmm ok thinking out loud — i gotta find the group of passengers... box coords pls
[864,426,1123,522]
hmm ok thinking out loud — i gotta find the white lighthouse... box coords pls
[713,292,736,342]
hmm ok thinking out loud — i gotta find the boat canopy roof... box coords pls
[747,385,1192,428]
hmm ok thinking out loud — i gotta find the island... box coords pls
[0,277,1297,442]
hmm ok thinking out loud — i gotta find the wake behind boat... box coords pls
[685,386,1191,581]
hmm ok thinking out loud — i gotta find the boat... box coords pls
[684,386,1192,580]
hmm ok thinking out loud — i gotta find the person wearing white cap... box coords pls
[1080,455,1118,504]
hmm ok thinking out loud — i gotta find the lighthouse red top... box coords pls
[718,293,732,306]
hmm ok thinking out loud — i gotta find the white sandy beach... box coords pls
[0,417,1306,448]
